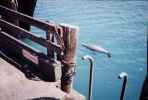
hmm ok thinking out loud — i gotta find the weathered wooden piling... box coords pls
[60,23,79,93]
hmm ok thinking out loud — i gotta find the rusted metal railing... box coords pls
[0,5,78,93]
[0,19,62,53]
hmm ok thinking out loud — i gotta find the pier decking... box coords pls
[0,57,85,100]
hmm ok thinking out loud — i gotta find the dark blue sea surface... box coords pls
[26,1,148,100]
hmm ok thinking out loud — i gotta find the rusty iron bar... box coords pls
[46,22,64,59]
[0,30,56,81]
[0,19,62,54]
[0,5,59,32]
[0,30,44,57]
[0,5,65,54]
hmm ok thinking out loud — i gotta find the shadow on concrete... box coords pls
[0,50,50,82]
[28,97,60,100]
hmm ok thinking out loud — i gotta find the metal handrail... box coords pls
[82,55,94,100]
[118,72,128,100]
[81,46,111,100]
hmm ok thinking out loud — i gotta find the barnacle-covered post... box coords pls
[60,23,79,93]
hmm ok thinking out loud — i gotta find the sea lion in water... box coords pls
[82,43,111,57]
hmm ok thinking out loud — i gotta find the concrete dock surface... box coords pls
[0,57,85,100]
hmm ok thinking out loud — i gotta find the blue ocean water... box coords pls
[28,1,147,100]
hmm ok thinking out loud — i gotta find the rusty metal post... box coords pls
[60,23,79,93]
[46,30,54,58]
[46,21,63,59]
[45,22,64,82]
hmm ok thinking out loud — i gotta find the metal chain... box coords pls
[61,61,76,85]
[54,24,65,51]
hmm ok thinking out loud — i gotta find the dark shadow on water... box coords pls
[139,74,148,100]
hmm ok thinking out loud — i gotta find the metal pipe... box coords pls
[118,72,128,100]
[82,55,94,100]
